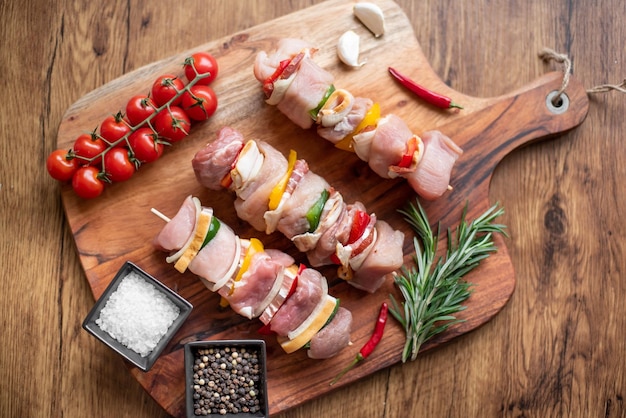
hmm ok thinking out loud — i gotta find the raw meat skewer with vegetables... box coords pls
[152,195,353,359]
[253,38,463,200]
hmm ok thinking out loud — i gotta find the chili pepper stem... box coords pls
[330,354,363,386]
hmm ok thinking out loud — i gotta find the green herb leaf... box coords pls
[390,200,506,362]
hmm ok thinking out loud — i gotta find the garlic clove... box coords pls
[353,2,385,37]
[337,30,366,68]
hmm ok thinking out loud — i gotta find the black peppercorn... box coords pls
[190,345,264,416]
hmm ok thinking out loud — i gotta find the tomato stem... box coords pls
[82,70,211,175]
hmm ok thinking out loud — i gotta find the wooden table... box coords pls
[2,1,624,417]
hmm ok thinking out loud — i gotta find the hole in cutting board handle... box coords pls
[546,90,570,114]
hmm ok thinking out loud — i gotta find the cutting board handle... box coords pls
[423,71,589,222]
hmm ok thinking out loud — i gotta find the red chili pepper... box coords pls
[388,67,463,110]
[330,301,388,386]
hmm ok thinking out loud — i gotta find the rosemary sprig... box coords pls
[389,200,507,362]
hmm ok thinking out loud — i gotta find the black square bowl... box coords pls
[82,261,193,372]
[184,340,269,418]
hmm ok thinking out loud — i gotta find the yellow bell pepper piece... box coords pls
[268,150,297,211]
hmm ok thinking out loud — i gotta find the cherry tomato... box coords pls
[151,74,185,107]
[72,166,105,199]
[181,85,218,121]
[73,132,106,166]
[46,149,78,182]
[100,112,131,144]
[154,106,191,142]
[184,52,218,85]
[125,95,157,127]
[128,128,164,163]
[104,147,136,182]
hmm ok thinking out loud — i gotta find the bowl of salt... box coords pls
[82,261,192,371]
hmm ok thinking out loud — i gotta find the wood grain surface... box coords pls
[2,0,625,417]
[51,1,592,415]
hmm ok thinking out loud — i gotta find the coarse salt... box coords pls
[96,271,180,357]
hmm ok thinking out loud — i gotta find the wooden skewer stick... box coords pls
[151,208,171,223]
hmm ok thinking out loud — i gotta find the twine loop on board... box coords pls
[539,48,572,106]
[539,47,626,107]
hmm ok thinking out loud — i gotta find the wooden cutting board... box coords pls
[55,0,589,415]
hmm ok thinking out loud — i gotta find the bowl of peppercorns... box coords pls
[184,340,269,418]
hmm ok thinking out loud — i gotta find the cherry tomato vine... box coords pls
[46,51,219,199]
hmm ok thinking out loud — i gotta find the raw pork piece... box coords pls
[264,248,295,267]
[349,220,405,293]
[406,130,463,200]
[270,268,326,336]
[152,195,197,251]
[188,220,239,287]
[305,202,361,267]
[367,114,414,178]
[218,252,282,319]
[307,307,353,359]
[276,55,335,129]
[192,127,244,190]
